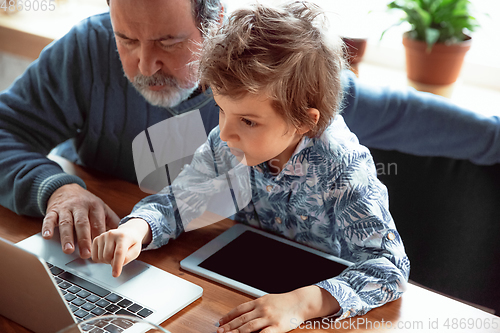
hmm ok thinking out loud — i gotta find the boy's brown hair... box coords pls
[199,0,345,137]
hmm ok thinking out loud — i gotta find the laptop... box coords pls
[0,231,203,333]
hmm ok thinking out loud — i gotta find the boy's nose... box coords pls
[219,127,229,142]
[219,125,239,143]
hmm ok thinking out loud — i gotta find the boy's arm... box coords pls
[94,139,227,276]
[121,129,250,250]
[315,149,410,319]
[341,70,500,165]
[120,187,186,251]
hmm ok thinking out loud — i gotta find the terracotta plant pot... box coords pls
[342,37,368,76]
[402,32,472,86]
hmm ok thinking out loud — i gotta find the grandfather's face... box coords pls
[110,0,203,108]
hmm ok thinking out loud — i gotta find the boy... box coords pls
[92,1,409,332]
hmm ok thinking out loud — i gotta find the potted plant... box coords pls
[383,0,479,95]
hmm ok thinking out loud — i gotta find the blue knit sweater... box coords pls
[0,13,498,217]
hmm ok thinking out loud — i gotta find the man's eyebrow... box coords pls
[114,31,184,42]
[114,31,133,40]
[157,34,184,41]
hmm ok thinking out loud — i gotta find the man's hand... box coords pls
[92,218,152,277]
[42,184,120,259]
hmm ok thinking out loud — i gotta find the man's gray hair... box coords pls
[106,0,223,29]
[191,0,223,29]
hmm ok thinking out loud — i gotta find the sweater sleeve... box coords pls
[340,70,500,165]
[316,149,410,319]
[0,19,96,216]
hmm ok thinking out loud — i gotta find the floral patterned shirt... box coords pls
[122,115,410,319]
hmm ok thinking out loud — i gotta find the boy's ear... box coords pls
[297,108,320,135]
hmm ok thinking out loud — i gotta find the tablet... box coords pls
[180,224,352,297]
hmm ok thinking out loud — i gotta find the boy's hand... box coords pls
[217,286,340,333]
[217,293,305,333]
[91,218,152,277]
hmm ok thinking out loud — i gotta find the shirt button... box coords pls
[266,185,273,193]
[300,215,308,221]
[387,232,396,241]
[275,217,282,224]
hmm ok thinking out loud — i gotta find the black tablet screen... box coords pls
[199,230,348,294]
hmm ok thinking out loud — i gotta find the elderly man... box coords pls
[0,0,498,259]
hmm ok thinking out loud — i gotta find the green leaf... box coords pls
[421,0,432,10]
[380,19,406,41]
[428,0,442,14]
[414,6,432,26]
[383,0,480,45]
[425,28,440,51]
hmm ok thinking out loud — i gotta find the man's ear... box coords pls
[218,5,225,26]
[297,108,320,135]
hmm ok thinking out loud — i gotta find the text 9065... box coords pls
[1,0,56,12]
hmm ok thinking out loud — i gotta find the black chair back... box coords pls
[370,148,500,314]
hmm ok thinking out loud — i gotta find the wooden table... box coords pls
[1,156,499,333]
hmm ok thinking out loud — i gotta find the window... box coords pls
[225,0,500,90]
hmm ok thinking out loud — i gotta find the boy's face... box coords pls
[214,92,305,171]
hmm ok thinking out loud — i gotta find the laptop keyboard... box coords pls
[47,262,154,332]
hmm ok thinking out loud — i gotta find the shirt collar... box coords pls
[280,136,314,178]
[252,135,314,180]
[166,87,213,116]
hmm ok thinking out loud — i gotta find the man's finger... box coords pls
[73,209,92,259]
[89,205,106,239]
[58,210,75,254]
[42,211,58,239]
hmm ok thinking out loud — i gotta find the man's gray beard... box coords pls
[131,72,199,108]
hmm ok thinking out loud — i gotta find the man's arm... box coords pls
[0,16,97,216]
[0,16,119,257]
[341,70,500,165]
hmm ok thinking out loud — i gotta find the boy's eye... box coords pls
[241,118,256,127]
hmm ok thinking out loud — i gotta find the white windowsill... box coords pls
[356,61,500,118]
[362,41,500,93]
